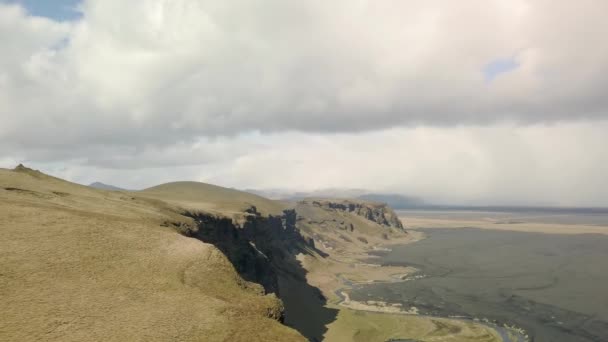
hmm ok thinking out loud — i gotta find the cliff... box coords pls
[1,165,407,342]
[178,207,313,295]
[128,181,340,340]
[304,199,404,229]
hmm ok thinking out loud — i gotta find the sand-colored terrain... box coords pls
[402,214,608,235]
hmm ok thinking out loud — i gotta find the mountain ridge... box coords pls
[88,181,128,191]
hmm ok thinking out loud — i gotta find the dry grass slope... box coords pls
[0,166,305,342]
[140,181,288,217]
[0,166,510,342]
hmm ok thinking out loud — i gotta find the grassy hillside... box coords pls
[140,181,288,217]
[0,166,305,342]
[0,165,504,342]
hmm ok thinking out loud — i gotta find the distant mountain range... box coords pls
[245,188,370,200]
[88,182,129,191]
[88,184,608,214]
[357,193,426,208]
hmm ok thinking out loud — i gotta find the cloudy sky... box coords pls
[1,0,607,206]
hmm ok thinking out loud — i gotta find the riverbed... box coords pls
[350,227,608,342]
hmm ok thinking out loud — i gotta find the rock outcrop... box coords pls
[178,206,337,340]
[305,199,404,229]
[181,206,312,295]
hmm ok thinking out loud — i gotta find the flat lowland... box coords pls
[293,203,505,341]
[352,227,608,341]
[324,309,504,342]
[0,166,305,341]
[399,209,608,235]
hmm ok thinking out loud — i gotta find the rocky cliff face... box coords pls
[172,200,405,340]
[306,199,404,229]
[179,207,309,295]
[177,206,333,339]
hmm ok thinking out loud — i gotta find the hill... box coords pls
[0,165,305,341]
[88,181,128,191]
[140,181,287,217]
[1,165,503,342]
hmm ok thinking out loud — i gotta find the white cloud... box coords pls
[199,122,608,206]
[1,1,608,205]
[8,122,607,207]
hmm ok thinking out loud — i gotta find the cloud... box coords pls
[11,121,608,206]
[2,1,608,143]
[1,1,608,205]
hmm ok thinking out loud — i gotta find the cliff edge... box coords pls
[1,165,412,342]
[302,198,404,229]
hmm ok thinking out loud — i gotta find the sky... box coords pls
[0,0,81,21]
[1,0,608,206]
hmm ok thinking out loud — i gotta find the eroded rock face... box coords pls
[182,207,306,295]
[306,199,404,229]
[179,207,334,339]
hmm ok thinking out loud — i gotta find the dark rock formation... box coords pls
[182,207,306,294]
[180,207,337,340]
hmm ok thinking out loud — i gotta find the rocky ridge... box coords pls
[177,206,317,296]
[303,199,404,229]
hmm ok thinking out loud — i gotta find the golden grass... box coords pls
[140,181,287,217]
[0,166,522,342]
[323,308,502,342]
[0,168,304,341]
